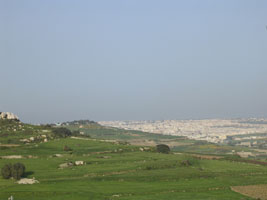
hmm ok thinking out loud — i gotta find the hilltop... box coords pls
[0,118,80,146]
[0,112,19,121]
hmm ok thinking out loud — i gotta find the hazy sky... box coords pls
[1,0,267,123]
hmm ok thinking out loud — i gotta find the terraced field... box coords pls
[1,120,267,199]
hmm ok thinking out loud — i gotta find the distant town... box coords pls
[99,119,267,144]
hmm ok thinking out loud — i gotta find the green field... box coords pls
[1,120,267,199]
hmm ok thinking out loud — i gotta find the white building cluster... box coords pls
[99,119,267,143]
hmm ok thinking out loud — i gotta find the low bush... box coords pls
[0,146,8,150]
[156,144,170,154]
[63,145,72,151]
[52,127,72,138]
[181,160,192,166]
[180,157,200,167]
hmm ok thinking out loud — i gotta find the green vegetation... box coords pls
[11,163,26,180]
[0,120,80,145]
[60,119,97,126]
[62,120,267,160]
[1,164,12,179]
[52,127,72,138]
[63,145,72,152]
[156,144,170,154]
[1,119,267,199]
[0,120,54,144]
[63,121,184,141]
[1,163,25,180]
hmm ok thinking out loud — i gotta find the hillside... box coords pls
[62,120,267,160]
[0,120,53,145]
[0,119,77,145]
[1,119,267,199]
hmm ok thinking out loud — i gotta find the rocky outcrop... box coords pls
[75,161,85,166]
[59,162,74,169]
[17,178,39,184]
[0,112,19,121]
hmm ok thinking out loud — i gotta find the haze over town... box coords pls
[100,118,267,143]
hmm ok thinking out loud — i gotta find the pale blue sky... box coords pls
[1,0,267,123]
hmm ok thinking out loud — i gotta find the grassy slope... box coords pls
[1,121,267,199]
[0,120,54,144]
[65,123,259,157]
[65,123,185,141]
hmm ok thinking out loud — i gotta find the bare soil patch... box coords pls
[70,136,117,143]
[0,144,20,147]
[231,184,267,200]
[254,149,267,154]
[0,155,38,159]
[1,155,23,159]
[128,139,156,146]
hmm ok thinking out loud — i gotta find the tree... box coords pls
[1,164,12,179]
[1,163,26,180]
[52,127,72,138]
[11,163,25,180]
[156,144,170,154]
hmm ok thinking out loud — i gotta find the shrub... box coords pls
[7,139,14,144]
[52,127,72,138]
[11,163,25,180]
[156,144,170,154]
[145,166,153,170]
[72,130,80,136]
[1,164,12,179]
[1,163,25,180]
[0,146,8,150]
[63,145,72,151]
[44,124,52,128]
[180,157,200,167]
[181,160,192,167]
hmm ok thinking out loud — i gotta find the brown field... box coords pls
[231,184,267,200]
